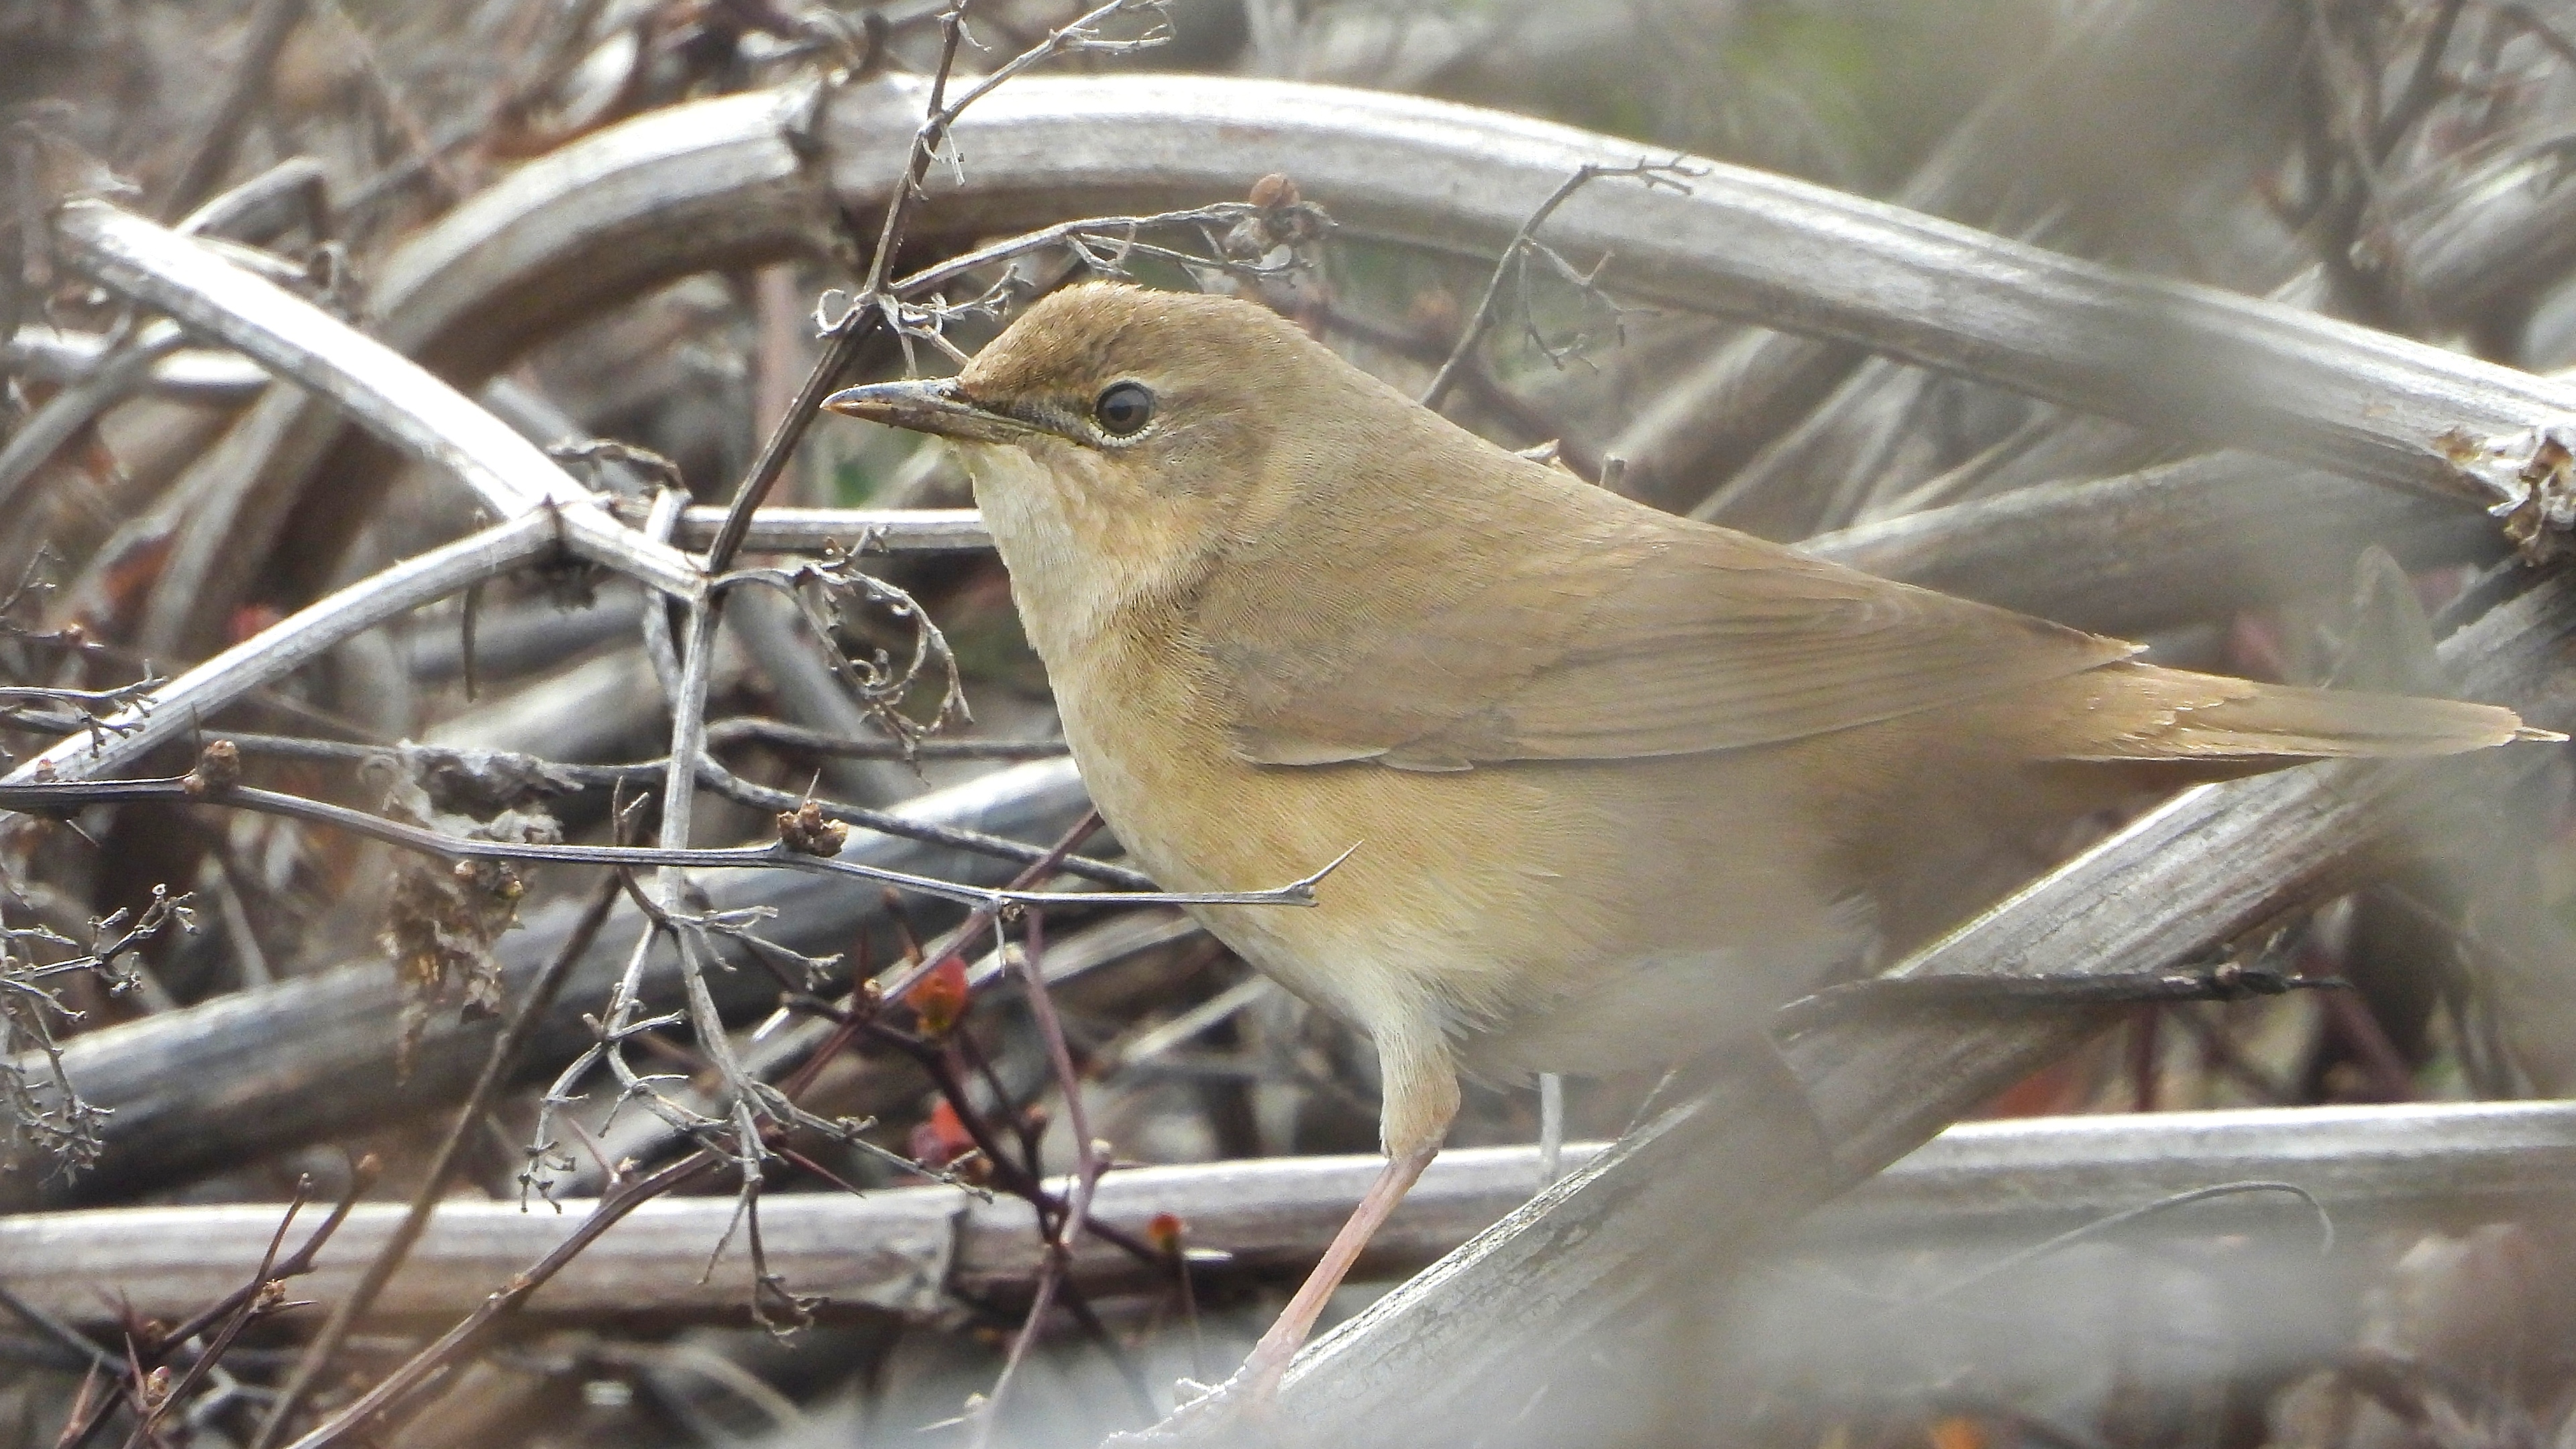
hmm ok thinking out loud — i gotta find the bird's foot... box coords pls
[1100,1362,1289,1448]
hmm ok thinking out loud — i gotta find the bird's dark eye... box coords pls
[1093,381,1155,437]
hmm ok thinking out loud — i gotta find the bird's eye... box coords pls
[1092,381,1155,437]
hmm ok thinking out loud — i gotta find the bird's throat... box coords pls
[964,442,1210,669]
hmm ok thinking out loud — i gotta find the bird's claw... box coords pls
[1100,1366,1287,1447]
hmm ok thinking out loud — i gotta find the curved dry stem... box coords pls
[48,201,704,600]
[0,508,561,800]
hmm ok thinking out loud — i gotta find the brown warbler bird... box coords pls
[826,282,2544,1413]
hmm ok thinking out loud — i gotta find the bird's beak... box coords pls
[821,378,1045,445]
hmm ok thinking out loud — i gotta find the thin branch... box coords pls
[888,202,1282,301]
[649,595,779,1205]
[875,811,1101,1006]
[1421,159,1698,411]
[0,768,1327,912]
[698,0,979,578]
[706,716,1060,759]
[973,910,1116,1444]
[244,876,624,1449]
[642,502,992,553]
[0,1281,117,1377]
[274,1152,724,1449]
[700,0,1170,575]
[55,1161,376,1449]
[113,1185,310,1449]
[205,730,1139,888]
[0,509,567,798]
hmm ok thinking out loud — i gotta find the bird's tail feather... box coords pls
[2022,661,2555,763]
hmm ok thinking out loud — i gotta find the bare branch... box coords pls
[0,768,1334,913]
[19,1100,2576,1328]
[243,876,623,1449]
[1420,158,1698,411]
[701,0,1171,576]
[0,509,560,800]
[47,201,703,600]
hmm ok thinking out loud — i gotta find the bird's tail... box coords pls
[2018,661,2556,763]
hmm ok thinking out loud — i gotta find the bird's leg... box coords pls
[1240,1140,1440,1394]
[1116,1030,1458,1444]
[1110,1143,1440,1445]
[1102,1018,1459,1448]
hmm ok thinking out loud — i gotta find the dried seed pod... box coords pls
[182,739,241,797]
[775,800,849,856]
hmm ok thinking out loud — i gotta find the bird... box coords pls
[823,281,2548,1422]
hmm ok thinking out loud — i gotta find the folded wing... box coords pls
[1207,470,2143,771]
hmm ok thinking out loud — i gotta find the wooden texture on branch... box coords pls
[11,1100,2571,1328]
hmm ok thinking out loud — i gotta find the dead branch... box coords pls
[13,1099,2576,1328]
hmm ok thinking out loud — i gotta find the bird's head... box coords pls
[828,282,1303,456]
[827,284,1433,601]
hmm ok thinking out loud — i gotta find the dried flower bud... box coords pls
[1224,173,1334,260]
[183,739,241,798]
[1146,1210,1186,1254]
[777,800,850,857]
[1248,172,1299,209]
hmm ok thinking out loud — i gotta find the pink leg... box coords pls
[1110,1144,1442,1443]
[1236,1142,1440,1401]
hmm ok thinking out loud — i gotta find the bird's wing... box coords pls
[1210,488,2139,771]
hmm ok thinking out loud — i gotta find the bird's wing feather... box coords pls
[1209,472,2138,770]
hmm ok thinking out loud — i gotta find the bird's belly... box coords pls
[1059,694,1860,1075]
[1453,934,1861,1082]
